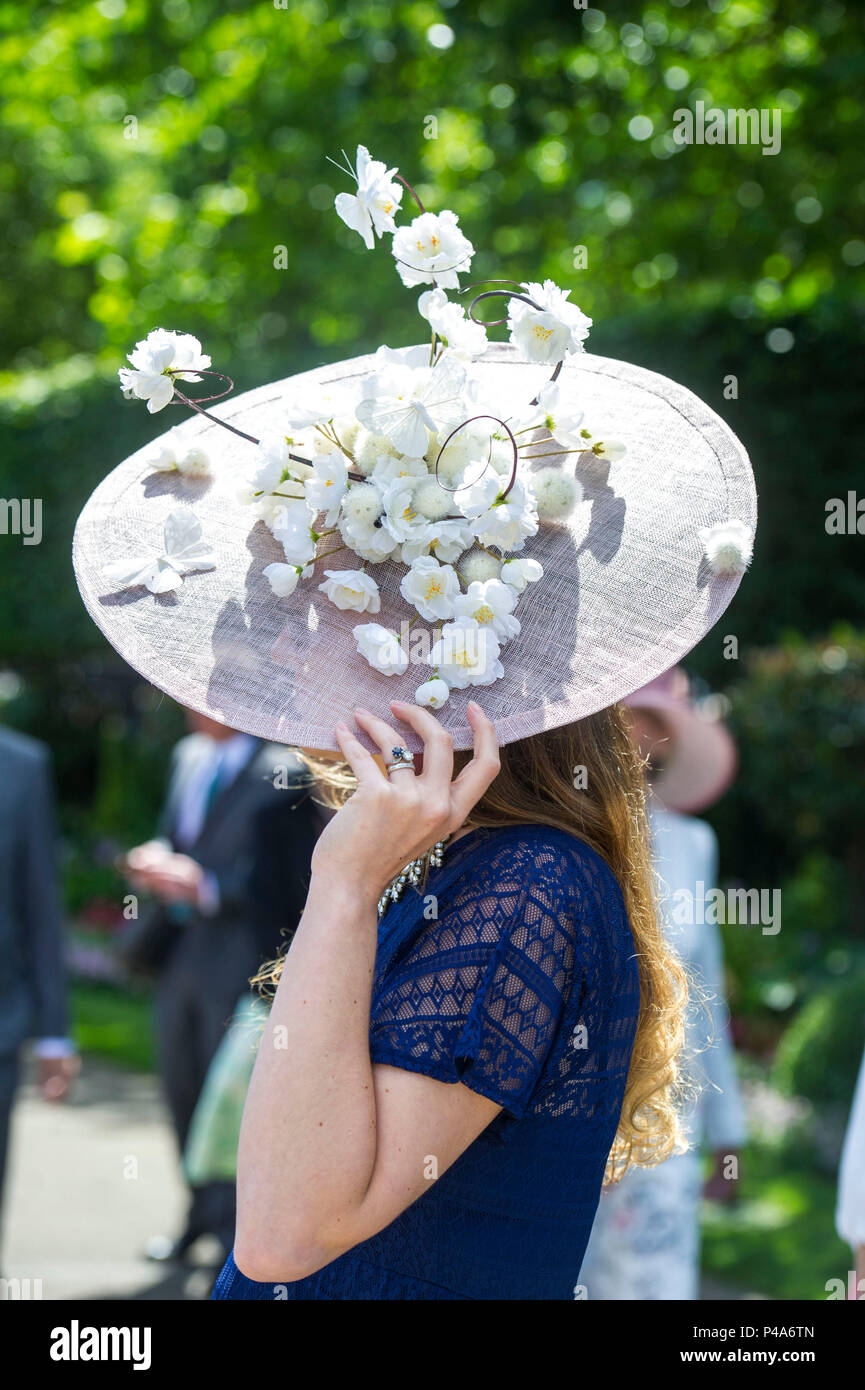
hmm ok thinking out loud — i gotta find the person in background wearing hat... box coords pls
[579,667,747,1301]
[123,708,324,1264]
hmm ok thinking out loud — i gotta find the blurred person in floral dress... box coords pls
[580,669,747,1300]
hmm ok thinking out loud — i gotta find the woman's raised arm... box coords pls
[234,700,500,1284]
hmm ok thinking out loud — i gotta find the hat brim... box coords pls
[73,343,756,754]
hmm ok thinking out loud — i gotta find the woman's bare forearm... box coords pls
[235,870,382,1274]
[233,700,499,1281]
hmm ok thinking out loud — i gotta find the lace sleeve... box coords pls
[369,835,581,1119]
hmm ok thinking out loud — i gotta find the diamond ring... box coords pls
[385,745,415,775]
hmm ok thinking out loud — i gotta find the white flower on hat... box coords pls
[334,145,403,251]
[240,432,291,503]
[142,430,212,478]
[453,578,521,643]
[263,562,303,597]
[591,438,627,462]
[392,210,474,289]
[454,471,504,520]
[356,352,467,457]
[305,451,348,525]
[370,453,429,488]
[400,555,460,621]
[103,508,216,594]
[535,381,587,449]
[380,476,427,544]
[415,677,450,709]
[283,383,359,429]
[319,568,381,613]
[429,617,504,689]
[400,518,474,565]
[501,557,543,592]
[533,467,583,521]
[699,519,753,576]
[118,329,211,413]
[476,491,538,553]
[417,288,488,359]
[338,513,399,563]
[354,623,409,676]
[270,496,315,536]
[280,531,317,568]
[176,446,211,478]
[271,498,318,567]
[255,494,290,528]
[428,519,475,564]
[456,473,539,553]
[508,280,592,363]
[143,429,183,473]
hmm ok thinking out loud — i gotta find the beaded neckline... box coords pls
[377,838,448,918]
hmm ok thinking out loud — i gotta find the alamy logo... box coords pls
[671,882,781,935]
[49,1321,152,1371]
[825,492,865,535]
[0,1276,43,1299]
[672,101,782,156]
[0,497,42,545]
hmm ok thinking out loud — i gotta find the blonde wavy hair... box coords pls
[255,704,689,1184]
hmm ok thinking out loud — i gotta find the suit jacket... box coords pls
[0,727,69,1056]
[151,735,324,971]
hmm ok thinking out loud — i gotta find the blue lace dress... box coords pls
[212,824,640,1300]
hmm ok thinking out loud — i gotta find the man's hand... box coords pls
[37,1054,80,1102]
[124,841,206,905]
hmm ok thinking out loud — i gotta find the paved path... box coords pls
[2,1055,219,1301]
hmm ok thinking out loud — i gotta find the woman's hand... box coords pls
[309,699,500,903]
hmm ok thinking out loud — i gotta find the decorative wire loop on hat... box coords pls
[385,745,415,774]
[377,838,448,918]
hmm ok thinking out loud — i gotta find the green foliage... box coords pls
[719,852,852,1030]
[701,1143,851,1299]
[71,979,155,1071]
[772,973,865,1107]
[728,628,865,855]
[711,629,865,906]
[1,0,863,392]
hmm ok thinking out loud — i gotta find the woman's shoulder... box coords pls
[450,823,626,914]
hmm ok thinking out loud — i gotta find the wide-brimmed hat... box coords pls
[625,667,737,813]
[73,143,756,754]
[73,340,756,754]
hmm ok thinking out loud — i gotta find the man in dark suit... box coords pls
[124,709,323,1261]
[0,726,77,1260]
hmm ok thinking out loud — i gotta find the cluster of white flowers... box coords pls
[118,330,211,413]
[115,146,657,705]
[233,331,581,706]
